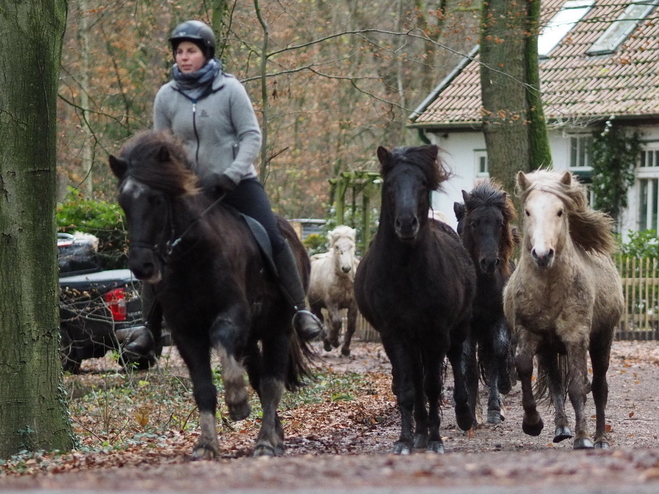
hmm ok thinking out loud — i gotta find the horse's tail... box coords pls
[285,333,318,391]
[533,353,569,403]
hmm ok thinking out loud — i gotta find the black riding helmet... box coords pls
[169,20,216,59]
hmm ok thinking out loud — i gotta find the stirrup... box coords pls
[292,310,323,341]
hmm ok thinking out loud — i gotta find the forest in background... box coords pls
[56,0,480,218]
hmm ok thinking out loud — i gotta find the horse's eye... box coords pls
[525,210,530,217]
[557,210,563,217]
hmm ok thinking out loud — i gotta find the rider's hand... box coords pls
[205,172,237,196]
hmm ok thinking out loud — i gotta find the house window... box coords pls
[475,150,488,177]
[569,135,593,169]
[538,0,594,58]
[587,0,659,56]
[637,146,659,230]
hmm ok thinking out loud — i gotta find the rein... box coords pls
[132,191,226,264]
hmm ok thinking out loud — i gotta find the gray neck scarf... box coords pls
[172,58,222,101]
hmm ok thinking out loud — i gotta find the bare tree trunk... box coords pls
[79,0,94,199]
[480,0,551,205]
[254,0,270,184]
[0,0,75,458]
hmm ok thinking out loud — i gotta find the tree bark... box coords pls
[480,0,552,205]
[0,0,75,457]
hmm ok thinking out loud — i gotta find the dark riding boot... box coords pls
[274,240,323,342]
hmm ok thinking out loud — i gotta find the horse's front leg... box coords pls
[447,326,476,431]
[537,349,572,442]
[381,335,415,454]
[175,337,220,459]
[516,332,543,436]
[422,347,444,453]
[341,304,358,356]
[328,307,342,349]
[566,338,593,449]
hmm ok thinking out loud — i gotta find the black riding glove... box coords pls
[205,172,237,197]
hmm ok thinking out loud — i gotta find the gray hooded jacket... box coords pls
[153,71,261,186]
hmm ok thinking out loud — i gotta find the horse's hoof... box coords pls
[253,443,282,457]
[331,340,340,348]
[427,440,445,454]
[340,347,351,356]
[191,445,218,461]
[413,433,428,449]
[522,416,544,436]
[228,400,252,421]
[487,410,503,424]
[455,404,474,431]
[393,441,412,455]
[553,425,573,443]
[595,440,610,449]
[573,437,594,449]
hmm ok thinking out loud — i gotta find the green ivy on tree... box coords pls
[591,120,642,221]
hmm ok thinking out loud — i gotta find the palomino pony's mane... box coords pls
[464,179,518,272]
[519,170,617,256]
[117,131,199,196]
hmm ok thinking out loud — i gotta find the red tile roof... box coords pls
[410,0,659,128]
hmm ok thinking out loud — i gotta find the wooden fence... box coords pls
[342,256,659,343]
[616,256,659,340]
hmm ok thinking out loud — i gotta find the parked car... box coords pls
[58,233,163,373]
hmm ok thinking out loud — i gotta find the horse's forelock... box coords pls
[118,131,199,196]
[385,145,450,190]
[521,171,616,255]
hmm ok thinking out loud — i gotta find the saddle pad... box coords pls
[238,212,278,277]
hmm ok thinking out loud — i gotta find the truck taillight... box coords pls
[104,288,127,321]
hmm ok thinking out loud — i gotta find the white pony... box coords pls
[308,225,360,356]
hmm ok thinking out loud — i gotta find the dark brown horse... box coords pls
[454,179,517,424]
[109,130,314,459]
[354,145,476,454]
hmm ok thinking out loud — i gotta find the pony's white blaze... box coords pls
[120,176,149,199]
[525,190,565,268]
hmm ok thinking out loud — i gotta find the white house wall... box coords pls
[427,125,659,238]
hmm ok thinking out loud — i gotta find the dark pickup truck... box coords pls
[58,233,162,373]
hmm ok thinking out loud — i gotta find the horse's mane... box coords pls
[518,170,617,255]
[464,179,518,274]
[382,145,450,191]
[117,130,199,195]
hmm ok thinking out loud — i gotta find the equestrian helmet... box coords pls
[170,20,216,59]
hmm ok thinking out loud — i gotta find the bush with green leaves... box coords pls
[57,189,128,269]
[618,230,659,259]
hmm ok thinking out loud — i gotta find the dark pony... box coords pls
[453,179,517,424]
[354,145,476,454]
[109,130,314,459]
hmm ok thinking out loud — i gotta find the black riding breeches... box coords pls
[222,178,286,255]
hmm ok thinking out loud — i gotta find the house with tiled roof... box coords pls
[409,0,659,235]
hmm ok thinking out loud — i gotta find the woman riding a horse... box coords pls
[152,19,321,341]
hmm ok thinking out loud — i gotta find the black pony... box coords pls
[109,131,314,459]
[354,145,476,454]
[453,180,517,424]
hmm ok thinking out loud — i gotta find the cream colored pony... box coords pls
[504,170,623,449]
[308,225,360,356]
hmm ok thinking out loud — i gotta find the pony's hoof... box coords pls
[413,433,428,449]
[487,410,504,424]
[331,339,340,348]
[595,440,610,449]
[427,440,445,454]
[323,340,332,352]
[340,347,351,356]
[393,441,412,455]
[191,445,218,461]
[522,416,544,436]
[498,379,512,396]
[228,400,252,421]
[573,437,594,449]
[253,443,283,457]
[553,425,573,443]
[455,404,474,431]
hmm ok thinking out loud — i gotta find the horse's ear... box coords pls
[453,202,465,222]
[156,144,171,163]
[461,190,471,205]
[517,171,531,191]
[109,155,127,179]
[376,146,391,166]
[560,171,572,186]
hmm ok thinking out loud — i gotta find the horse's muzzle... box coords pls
[128,248,163,283]
[532,248,554,269]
